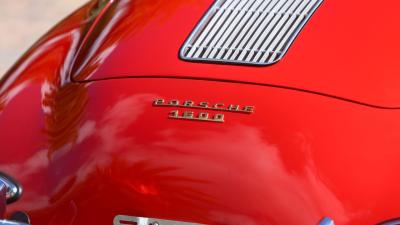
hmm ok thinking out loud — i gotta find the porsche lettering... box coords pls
[153,99,255,114]
[153,99,254,123]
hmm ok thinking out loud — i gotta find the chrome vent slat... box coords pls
[267,0,318,63]
[181,0,323,66]
[257,0,311,63]
[202,0,247,58]
[242,0,298,62]
[256,0,305,62]
[236,0,287,62]
[228,0,279,61]
[193,0,240,58]
[211,0,258,59]
[220,0,269,60]
[185,0,234,58]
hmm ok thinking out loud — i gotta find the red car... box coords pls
[1,0,400,224]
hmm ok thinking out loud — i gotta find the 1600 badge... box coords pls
[153,99,255,123]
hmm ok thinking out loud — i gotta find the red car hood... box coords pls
[2,1,400,224]
[72,0,400,108]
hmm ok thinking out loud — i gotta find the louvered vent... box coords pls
[180,0,323,66]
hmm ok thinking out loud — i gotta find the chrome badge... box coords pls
[114,215,204,225]
[153,99,255,123]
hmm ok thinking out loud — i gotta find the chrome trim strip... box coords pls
[380,219,400,225]
[115,215,337,225]
[0,221,29,225]
[180,0,324,66]
[0,173,22,204]
[114,215,204,225]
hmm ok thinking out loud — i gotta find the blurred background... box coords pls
[0,0,87,78]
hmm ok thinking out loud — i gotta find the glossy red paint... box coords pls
[2,76,400,225]
[1,0,400,225]
[71,0,400,108]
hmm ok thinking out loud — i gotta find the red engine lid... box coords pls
[73,0,400,109]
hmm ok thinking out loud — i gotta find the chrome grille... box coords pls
[180,0,323,66]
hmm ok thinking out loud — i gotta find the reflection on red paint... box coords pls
[1,0,400,225]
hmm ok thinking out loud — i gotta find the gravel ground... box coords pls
[0,0,87,77]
